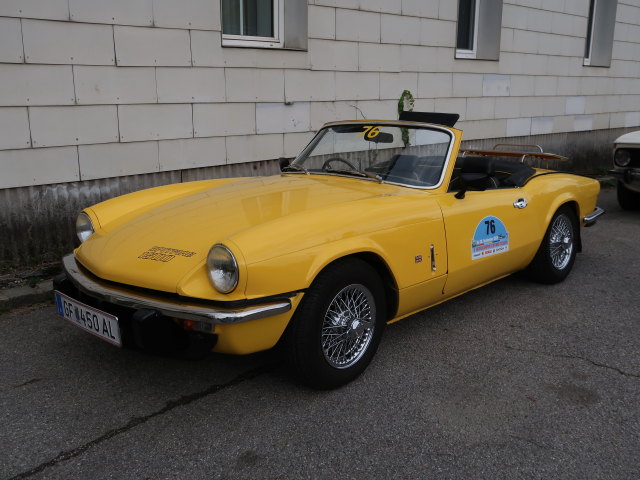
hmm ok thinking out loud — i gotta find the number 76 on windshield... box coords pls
[357,126,381,139]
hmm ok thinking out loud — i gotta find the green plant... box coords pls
[397,90,415,146]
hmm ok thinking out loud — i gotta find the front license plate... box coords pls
[54,291,122,347]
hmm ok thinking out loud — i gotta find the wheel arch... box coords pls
[541,198,582,253]
[526,199,581,283]
[558,200,582,253]
[312,252,399,322]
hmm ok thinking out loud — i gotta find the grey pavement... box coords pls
[1,188,639,480]
[0,280,53,311]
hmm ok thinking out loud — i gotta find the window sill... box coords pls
[455,49,477,59]
[583,58,611,68]
[455,50,500,61]
[221,40,306,51]
[222,38,284,49]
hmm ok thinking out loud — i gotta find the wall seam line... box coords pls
[116,105,122,143]
[25,106,33,149]
[19,18,27,63]
[71,64,77,104]
[75,145,81,181]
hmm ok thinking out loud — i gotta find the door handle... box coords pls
[430,244,436,271]
[513,198,527,209]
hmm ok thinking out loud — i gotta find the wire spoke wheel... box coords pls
[527,205,578,284]
[285,258,386,389]
[321,284,375,369]
[549,213,573,270]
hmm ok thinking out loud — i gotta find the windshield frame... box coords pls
[289,120,456,190]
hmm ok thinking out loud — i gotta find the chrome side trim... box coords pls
[62,255,291,324]
[583,206,605,227]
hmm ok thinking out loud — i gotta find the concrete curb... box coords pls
[597,176,615,185]
[0,280,54,311]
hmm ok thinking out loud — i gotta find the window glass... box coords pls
[222,0,275,38]
[292,124,453,189]
[457,0,476,51]
[585,0,596,59]
[455,0,503,61]
[221,0,307,50]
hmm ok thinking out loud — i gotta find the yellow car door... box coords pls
[437,188,541,296]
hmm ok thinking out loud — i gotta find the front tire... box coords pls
[528,206,578,284]
[617,181,640,210]
[285,258,387,389]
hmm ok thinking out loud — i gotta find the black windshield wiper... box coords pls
[282,164,309,174]
[325,168,382,183]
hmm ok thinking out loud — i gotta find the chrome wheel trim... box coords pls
[549,214,573,270]
[321,283,376,369]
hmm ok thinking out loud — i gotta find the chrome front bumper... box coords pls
[62,254,292,325]
[583,206,605,227]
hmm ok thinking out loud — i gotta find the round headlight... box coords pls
[206,245,238,294]
[614,149,631,167]
[76,212,95,243]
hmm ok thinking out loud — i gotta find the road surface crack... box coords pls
[12,378,42,389]
[505,345,640,378]
[8,363,277,480]
[509,434,549,450]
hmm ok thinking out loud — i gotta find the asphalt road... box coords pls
[1,188,639,480]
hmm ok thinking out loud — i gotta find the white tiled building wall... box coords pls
[1,0,640,189]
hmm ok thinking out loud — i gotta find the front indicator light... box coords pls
[76,212,95,243]
[207,244,239,294]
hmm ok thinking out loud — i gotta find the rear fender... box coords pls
[540,196,582,253]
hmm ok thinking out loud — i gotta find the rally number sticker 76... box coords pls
[357,126,381,139]
[471,216,510,260]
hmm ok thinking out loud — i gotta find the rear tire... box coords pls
[617,181,640,210]
[528,206,578,284]
[285,258,387,389]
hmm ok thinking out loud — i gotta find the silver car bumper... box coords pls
[583,206,605,227]
[62,254,292,325]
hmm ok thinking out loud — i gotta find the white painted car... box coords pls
[611,131,640,209]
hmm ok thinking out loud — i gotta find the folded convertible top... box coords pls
[399,111,460,127]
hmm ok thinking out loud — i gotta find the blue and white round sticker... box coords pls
[471,216,509,260]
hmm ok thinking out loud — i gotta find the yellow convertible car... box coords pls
[54,112,604,389]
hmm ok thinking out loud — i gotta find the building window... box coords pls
[221,0,307,50]
[455,0,503,61]
[584,0,618,67]
[222,0,282,47]
[456,0,479,56]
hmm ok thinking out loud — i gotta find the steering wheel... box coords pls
[322,157,358,171]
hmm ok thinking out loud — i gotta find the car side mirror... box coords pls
[279,157,290,172]
[454,173,489,199]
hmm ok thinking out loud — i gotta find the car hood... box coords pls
[614,130,640,145]
[76,174,412,293]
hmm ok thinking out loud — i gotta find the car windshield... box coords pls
[290,123,453,188]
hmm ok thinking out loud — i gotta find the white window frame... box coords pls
[455,0,480,59]
[582,0,618,67]
[222,0,284,49]
[583,0,598,66]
